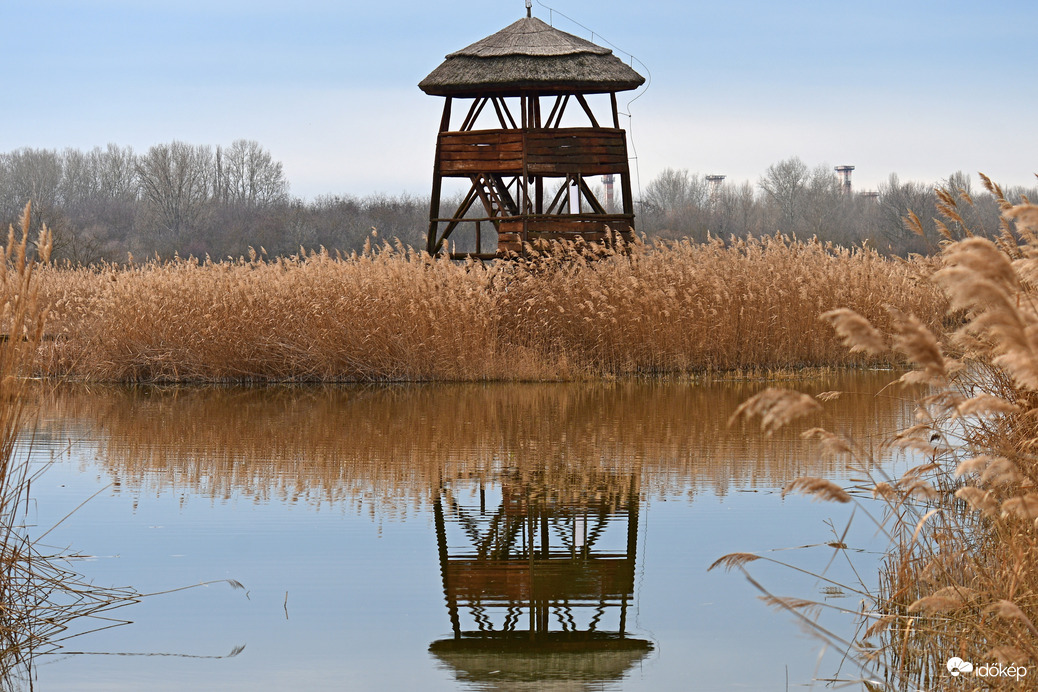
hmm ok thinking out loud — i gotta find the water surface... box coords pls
[26,373,911,690]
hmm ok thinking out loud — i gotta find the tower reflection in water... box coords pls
[430,467,652,687]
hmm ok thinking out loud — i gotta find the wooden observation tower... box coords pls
[419,10,645,259]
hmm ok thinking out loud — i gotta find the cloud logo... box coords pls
[947,657,974,676]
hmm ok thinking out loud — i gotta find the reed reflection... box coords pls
[33,371,911,514]
[430,467,651,689]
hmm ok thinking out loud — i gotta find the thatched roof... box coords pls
[419,17,645,96]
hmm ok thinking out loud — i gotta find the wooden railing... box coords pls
[437,128,629,177]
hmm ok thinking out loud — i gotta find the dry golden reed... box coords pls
[714,183,1038,690]
[29,234,944,383]
[0,205,141,684]
[0,203,55,680]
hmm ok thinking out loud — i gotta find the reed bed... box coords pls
[716,182,1038,690]
[32,234,944,383]
[0,206,139,687]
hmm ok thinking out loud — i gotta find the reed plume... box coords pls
[717,191,1038,690]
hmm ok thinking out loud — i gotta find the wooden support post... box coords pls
[427,178,442,255]
[427,99,452,255]
[521,97,530,246]
[575,94,600,128]
[527,511,536,638]
[621,474,641,636]
[520,95,528,218]
[577,176,608,215]
[437,183,481,251]
[434,494,461,639]
[460,97,489,131]
[471,175,502,229]
[532,94,542,214]
[497,97,518,129]
[545,178,570,214]
[621,171,635,217]
[428,169,443,255]
[491,174,519,215]
[490,97,509,129]
[540,512,549,559]
[440,96,453,132]
[544,94,567,128]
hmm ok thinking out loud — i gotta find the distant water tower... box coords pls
[602,174,615,212]
[706,174,725,206]
[835,165,855,195]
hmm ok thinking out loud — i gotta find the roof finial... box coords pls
[526,0,532,18]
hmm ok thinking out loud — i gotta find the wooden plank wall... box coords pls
[437,128,628,177]
[526,129,628,176]
[498,216,634,255]
[438,130,524,175]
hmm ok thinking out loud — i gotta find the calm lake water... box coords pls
[23,372,912,690]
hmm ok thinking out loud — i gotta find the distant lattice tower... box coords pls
[419,9,645,258]
[705,175,725,206]
[835,165,855,195]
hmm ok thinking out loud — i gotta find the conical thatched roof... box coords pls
[419,17,644,96]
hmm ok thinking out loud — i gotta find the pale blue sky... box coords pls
[3,0,1036,198]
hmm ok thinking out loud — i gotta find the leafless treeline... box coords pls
[1,142,1032,263]
[639,158,1038,254]
[0,140,427,263]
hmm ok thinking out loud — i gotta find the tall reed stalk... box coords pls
[0,202,53,682]
[716,178,1038,690]
[0,205,138,688]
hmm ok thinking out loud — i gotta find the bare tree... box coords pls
[0,148,64,233]
[801,164,843,238]
[877,173,936,254]
[711,181,763,239]
[59,148,97,209]
[136,141,213,250]
[759,157,809,231]
[641,168,709,239]
[93,144,139,203]
[54,145,142,262]
[217,139,288,207]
